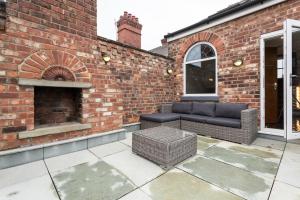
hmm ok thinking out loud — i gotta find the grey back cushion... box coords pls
[172,102,193,114]
[215,103,248,119]
[192,102,216,117]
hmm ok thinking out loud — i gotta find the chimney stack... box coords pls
[161,38,167,47]
[117,11,142,49]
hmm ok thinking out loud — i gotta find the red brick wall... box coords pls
[0,1,174,150]
[6,0,97,39]
[98,37,175,124]
[168,0,300,114]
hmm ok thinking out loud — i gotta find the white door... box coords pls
[285,19,300,140]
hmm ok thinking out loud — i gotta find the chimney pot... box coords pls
[117,11,142,49]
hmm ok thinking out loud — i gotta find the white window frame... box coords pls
[183,42,218,97]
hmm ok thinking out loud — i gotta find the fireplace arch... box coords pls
[18,50,91,82]
[42,66,76,81]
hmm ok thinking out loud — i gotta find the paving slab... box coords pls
[269,181,300,200]
[196,135,220,154]
[103,150,164,186]
[178,155,273,200]
[141,168,242,200]
[119,189,153,200]
[252,138,286,151]
[45,150,98,173]
[203,142,282,178]
[276,143,300,188]
[120,132,132,147]
[285,142,300,154]
[0,175,59,200]
[287,139,300,145]
[89,142,130,158]
[0,160,48,189]
[217,141,283,160]
[52,160,136,200]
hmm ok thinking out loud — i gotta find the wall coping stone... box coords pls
[0,128,126,169]
[18,78,92,88]
[122,122,141,127]
[98,36,174,61]
[1,128,126,156]
[18,123,92,139]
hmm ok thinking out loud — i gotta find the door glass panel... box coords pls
[264,36,284,130]
[291,28,300,132]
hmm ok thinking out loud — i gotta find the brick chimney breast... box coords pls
[117,11,142,49]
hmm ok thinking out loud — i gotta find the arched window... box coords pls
[184,42,217,96]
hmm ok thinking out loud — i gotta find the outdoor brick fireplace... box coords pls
[34,87,82,127]
[15,50,93,139]
[33,65,82,127]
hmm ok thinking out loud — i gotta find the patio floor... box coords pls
[1,132,299,200]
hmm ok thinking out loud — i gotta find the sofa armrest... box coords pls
[241,108,258,136]
[160,104,173,113]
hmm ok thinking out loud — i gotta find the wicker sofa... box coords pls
[140,102,257,145]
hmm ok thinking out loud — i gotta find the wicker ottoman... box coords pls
[132,126,197,169]
[140,113,181,130]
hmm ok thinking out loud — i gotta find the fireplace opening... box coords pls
[34,87,82,128]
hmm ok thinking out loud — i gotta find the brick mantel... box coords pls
[18,78,92,88]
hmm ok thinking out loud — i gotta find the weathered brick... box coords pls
[0,93,18,98]
[168,0,300,109]
[2,126,27,133]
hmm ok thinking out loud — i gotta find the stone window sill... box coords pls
[18,123,92,139]
[18,78,92,88]
[181,95,219,102]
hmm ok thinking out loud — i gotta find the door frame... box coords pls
[284,19,300,140]
[260,30,285,137]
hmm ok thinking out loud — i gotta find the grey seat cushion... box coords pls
[140,113,180,123]
[172,102,193,114]
[215,103,248,119]
[180,114,212,123]
[192,102,216,117]
[206,117,241,128]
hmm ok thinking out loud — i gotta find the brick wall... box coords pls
[0,1,174,150]
[98,37,175,124]
[6,0,97,39]
[168,0,300,114]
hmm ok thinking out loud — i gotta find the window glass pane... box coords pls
[186,45,201,62]
[186,59,216,94]
[201,44,215,59]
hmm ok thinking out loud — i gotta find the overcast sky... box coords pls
[97,0,240,50]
